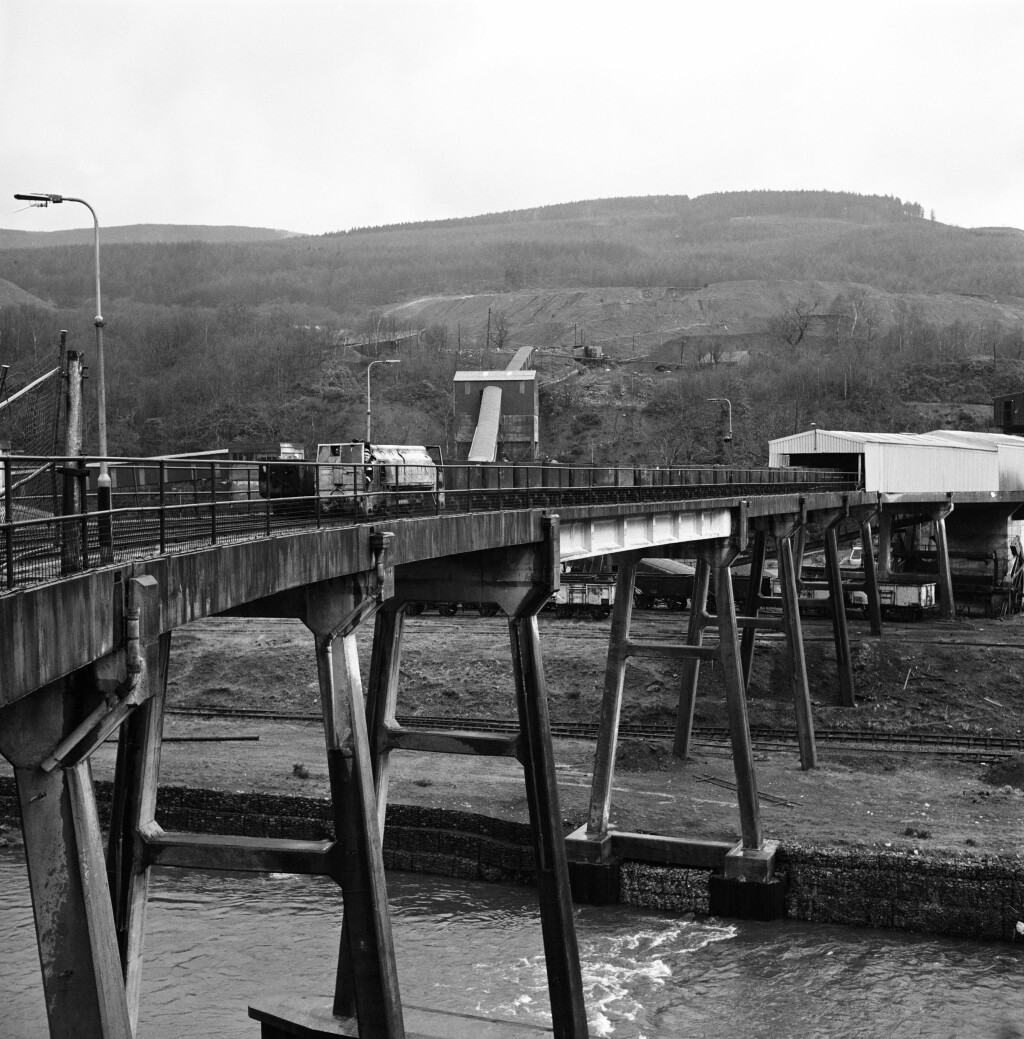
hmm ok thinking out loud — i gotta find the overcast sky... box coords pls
[2,0,1022,236]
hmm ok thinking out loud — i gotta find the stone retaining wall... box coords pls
[619,848,1023,941]
[1,779,1019,941]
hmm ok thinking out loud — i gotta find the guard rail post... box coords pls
[209,462,218,545]
[158,461,167,554]
[4,455,13,589]
[78,462,90,569]
[315,463,322,530]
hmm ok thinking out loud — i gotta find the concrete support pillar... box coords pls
[0,682,133,1039]
[392,517,589,1037]
[588,552,640,836]
[671,555,712,760]
[934,504,956,620]
[877,509,894,579]
[105,630,172,1031]
[299,543,404,1036]
[0,574,165,1039]
[859,514,884,636]
[710,543,763,850]
[509,611,589,1039]
[823,523,855,708]
[776,530,816,770]
[365,602,405,834]
[739,529,768,690]
[312,624,404,1035]
[793,523,807,586]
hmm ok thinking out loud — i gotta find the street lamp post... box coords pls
[15,192,112,531]
[707,397,733,442]
[366,359,400,442]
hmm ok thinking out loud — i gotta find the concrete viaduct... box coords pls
[0,451,1018,1039]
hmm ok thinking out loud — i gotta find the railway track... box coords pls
[166,706,1023,755]
[186,614,1024,651]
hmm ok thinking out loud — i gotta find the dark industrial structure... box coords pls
[994,390,1024,435]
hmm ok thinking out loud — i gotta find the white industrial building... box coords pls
[768,429,1000,495]
[925,430,1024,493]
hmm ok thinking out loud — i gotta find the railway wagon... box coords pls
[631,558,775,611]
[877,577,937,619]
[548,572,616,619]
[633,558,695,610]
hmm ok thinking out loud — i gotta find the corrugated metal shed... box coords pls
[768,429,999,494]
[927,430,1024,492]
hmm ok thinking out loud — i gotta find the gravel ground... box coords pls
[33,609,1019,862]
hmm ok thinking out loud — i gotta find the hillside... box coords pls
[383,282,1024,360]
[0,278,51,308]
[1,191,1023,462]
[1,191,1023,311]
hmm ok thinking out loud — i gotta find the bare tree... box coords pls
[783,301,819,347]
[490,309,512,350]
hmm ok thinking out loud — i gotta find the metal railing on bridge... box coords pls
[1,454,855,592]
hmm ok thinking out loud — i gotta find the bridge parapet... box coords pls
[1,453,853,594]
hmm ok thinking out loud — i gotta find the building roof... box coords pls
[926,430,1024,448]
[770,429,996,452]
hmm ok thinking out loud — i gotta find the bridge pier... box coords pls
[577,534,784,917]
[0,574,164,1039]
[337,515,591,1039]
[671,553,713,761]
[305,583,405,1034]
[812,507,857,710]
[773,522,817,769]
[858,509,884,635]
[105,629,171,1031]
[668,520,816,772]
[739,529,768,689]
[0,690,133,1039]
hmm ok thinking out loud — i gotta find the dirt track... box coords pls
[37,609,1018,862]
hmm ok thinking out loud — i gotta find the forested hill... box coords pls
[1,190,1023,464]
[0,191,1022,311]
[0,224,298,250]
[343,190,935,233]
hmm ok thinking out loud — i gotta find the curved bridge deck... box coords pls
[3,452,1009,1039]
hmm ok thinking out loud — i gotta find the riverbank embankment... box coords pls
[2,776,1020,943]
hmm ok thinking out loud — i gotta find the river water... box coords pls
[2,847,1022,1039]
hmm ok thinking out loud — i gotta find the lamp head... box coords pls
[14,192,63,205]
